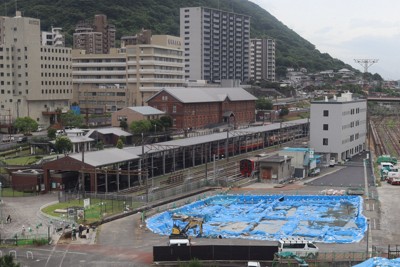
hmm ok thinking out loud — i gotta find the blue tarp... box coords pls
[146,194,367,243]
[353,257,400,267]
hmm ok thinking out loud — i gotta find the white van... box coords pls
[278,238,319,258]
[168,238,190,246]
[381,162,394,170]
[247,261,261,267]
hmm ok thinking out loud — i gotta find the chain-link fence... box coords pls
[0,233,49,246]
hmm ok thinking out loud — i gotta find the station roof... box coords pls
[64,118,308,165]
[68,148,140,167]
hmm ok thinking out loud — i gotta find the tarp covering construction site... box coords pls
[353,257,400,267]
[147,194,367,243]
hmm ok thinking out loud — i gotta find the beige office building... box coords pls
[0,12,72,128]
[72,34,184,114]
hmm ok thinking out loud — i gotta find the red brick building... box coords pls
[146,87,257,129]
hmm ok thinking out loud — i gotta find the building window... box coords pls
[323,124,328,131]
[323,138,328,146]
[172,105,177,113]
[323,110,329,117]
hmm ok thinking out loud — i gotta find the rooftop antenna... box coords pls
[354,58,379,92]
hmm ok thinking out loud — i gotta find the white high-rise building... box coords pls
[310,92,367,164]
[42,27,65,47]
[0,12,72,128]
[180,7,250,83]
[250,38,276,82]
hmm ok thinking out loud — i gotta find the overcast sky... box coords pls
[250,0,400,80]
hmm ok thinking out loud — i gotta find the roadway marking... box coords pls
[58,244,71,267]
[44,244,58,267]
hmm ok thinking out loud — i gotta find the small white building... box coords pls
[309,92,367,164]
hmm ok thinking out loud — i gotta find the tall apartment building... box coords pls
[72,34,184,114]
[180,7,250,83]
[42,27,65,47]
[309,92,367,164]
[0,11,72,128]
[73,14,116,54]
[250,38,276,82]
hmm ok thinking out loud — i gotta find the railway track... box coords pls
[119,136,308,197]
[371,117,400,157]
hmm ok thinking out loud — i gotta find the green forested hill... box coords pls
[3,0,354,77]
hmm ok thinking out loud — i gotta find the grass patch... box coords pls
[42,198,144,224]
[1,188,31,197]
[3,155,42,165]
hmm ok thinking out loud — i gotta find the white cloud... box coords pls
[250,0,400,79]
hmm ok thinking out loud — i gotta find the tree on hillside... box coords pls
[60,110,84,128]
[14,117,38,134]
[55,136,73,154]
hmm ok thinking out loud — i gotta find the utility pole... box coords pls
[142,133,148,203]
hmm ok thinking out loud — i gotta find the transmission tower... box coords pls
[354,58,379,92]
[354,59,379,73]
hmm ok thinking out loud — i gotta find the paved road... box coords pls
[1,193,58,239]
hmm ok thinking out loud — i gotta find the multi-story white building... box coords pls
[309,92,367,164]
[72,35,184,114]
[42,27,65,47]
[250,38,276,82]
[180,7,250,83]
[0,11,72,128]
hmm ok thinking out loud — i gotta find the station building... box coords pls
[38,119,309,193]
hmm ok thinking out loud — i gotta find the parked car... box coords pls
[17,136,28,143]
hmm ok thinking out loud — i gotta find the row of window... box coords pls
[40,47,71,54]
[41,89,71,94]
[40,56,70,62]
[41,81,71,86]
[41,64,70,69]
[0,80,28,86]
[323,132,364,146]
